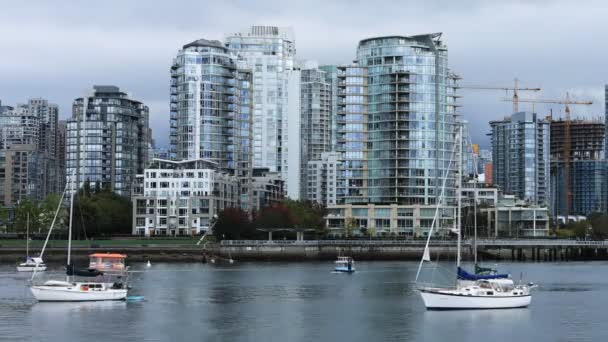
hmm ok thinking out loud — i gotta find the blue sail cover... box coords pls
[457,267,509,280]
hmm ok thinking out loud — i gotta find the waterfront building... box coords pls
[0,144,38,206]
[169,39,253,208]
[480,195,550,238]
[132,159,238,236]
[550,119,607,216]
[251,167,285,211]
[0,99,62,205]
[300,63,332,199]
[58,120,66,194]
[225,26,301,199]
[326,33,460,236]
[325,204,455,237]
[307,152,341,206]
[357,34,460,206]
[335,64,369,205]
[319,65,339,151]
[67,85,149,196]
[461,180,499,207]
[490,112,550,206]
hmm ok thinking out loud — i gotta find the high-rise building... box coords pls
[0,99,62,205]
[319,65,339,151]
[335,64,369,205]
[300,63,331,199]
[326,34,460,237]
[67,85,149,196]
[356,34,459,206]
[169,39,253,208]
[225,26,301,198]
[490,112,550,205]
[550,119,606,217]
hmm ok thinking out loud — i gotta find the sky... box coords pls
[1,0,607,149]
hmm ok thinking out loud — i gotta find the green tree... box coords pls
[255,205,294,228]
[588,213,608,239]
[213,207,252,240]
[344,217,357,238]
[71,190,132,238]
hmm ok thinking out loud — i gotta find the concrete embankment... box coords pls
[219,244,463,261]
[0,246,214,263]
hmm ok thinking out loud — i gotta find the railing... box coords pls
[221,240,458,247]
[221,239,608,248]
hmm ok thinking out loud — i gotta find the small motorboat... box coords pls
[17,257,47,272]
[334,256,355,273]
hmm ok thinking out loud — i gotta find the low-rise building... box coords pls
[251,167,284,211]
[306,152,341,206]
[325,204,456,237]
[132,159,238,236]
[480,195,550,238]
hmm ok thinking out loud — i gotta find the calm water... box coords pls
[1,261,607,341]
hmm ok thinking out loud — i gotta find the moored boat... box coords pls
[17,257,47,272]
[415,125,533,310]
[29,173,128,302]
[334,256,355,273]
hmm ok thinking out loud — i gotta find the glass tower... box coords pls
[490,112,550,205]
[355,34,459,205]
[225,26,297,176]
[335,65,369,204]
[68,85,149,196]
[169,39,253,208]
[300,66,331,199]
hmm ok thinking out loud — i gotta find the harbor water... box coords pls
[1,261,607,341]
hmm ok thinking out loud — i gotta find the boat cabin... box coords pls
[88,253,127,271]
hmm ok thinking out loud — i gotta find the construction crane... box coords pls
[459,78,541,113]
[509,93,593,219]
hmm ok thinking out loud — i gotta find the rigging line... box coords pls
[415,129,458,283]
[31,170,73,281]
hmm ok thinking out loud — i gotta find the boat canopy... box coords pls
[89,253,126,271]
[457,267,509,280]
[66,264,104,277]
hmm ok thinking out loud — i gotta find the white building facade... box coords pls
[132,159,238,236]
[307,152,341,206]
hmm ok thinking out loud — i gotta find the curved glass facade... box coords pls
[170,39,252,208]
[336,65,368,204]
[356,35,458,205]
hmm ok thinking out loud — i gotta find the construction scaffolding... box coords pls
[550,119,607,217]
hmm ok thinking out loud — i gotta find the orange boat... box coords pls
[88,253,127,272]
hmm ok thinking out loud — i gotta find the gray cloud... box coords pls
[1,0,606,148]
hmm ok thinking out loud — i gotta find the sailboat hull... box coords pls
[30,284,127,302]
[419,289,531,310]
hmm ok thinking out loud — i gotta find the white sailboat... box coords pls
[17,213,47,272]
[29,173,128,302]
[416,125,532,310]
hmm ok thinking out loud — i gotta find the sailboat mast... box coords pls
[470,134,478,265]
[26,213,29,258]
[456,124,462,268]
[67,175,75,275]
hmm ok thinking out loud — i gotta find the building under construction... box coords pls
[550,118,607,217]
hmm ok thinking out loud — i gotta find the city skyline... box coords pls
[1,1,607,149]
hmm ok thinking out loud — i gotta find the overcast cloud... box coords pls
[1,0,606,148]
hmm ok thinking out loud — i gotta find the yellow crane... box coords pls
[459,78,541,113]
[509,93,593,218]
